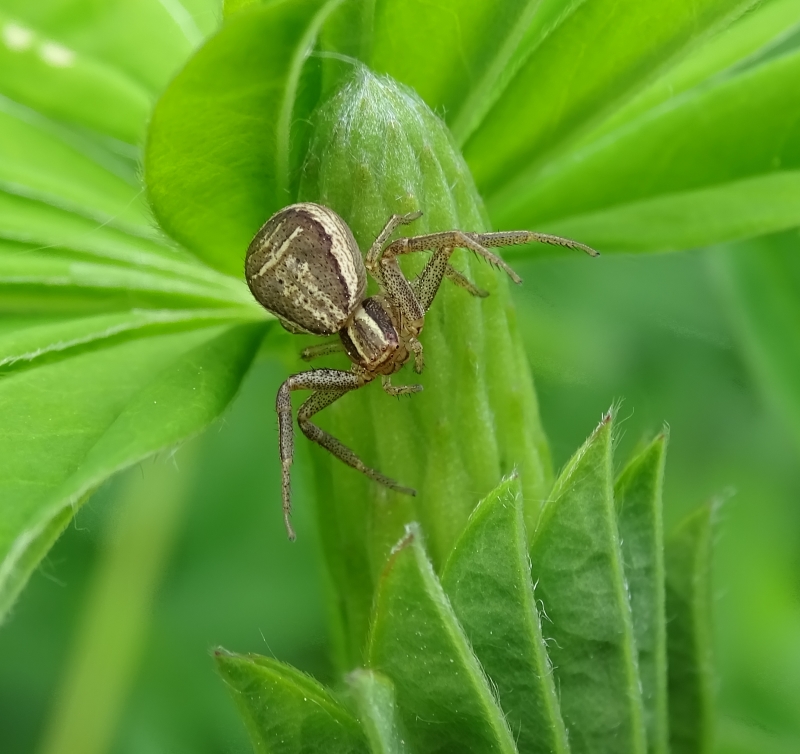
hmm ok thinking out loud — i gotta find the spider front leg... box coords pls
[383,231,522,289]
[300,341,345,362]
[381,375,423,396]
[443,264,489,299]
[276,368,415,539]
[365,210,423,286]
[366,211,481,298]
[408,336,424,373]
[462,229,599,258]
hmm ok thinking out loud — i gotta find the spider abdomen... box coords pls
[245,203,366,335]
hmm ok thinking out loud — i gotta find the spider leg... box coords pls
[365,210,423,279]
[462,230,599,258]
[378,229,526,321]
[300,341,345,361]
[407,254,488,307]
[443,264,489,298]
[383,231,522,284]
[276,368,415,539]
[381,375,423,396]
[408,244,453,312]
[408,336,424,373]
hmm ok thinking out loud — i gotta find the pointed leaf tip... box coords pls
[615,436,669,754]
[346,670,409,754]
[368,527,518,754]
[442,477,570,754]
[216,651,369,754]
[531,412,647,754]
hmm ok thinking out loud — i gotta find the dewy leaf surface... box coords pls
[441,476,569,754]
[346,669,409,754]
[665,503,716,754]
[490,48,800,252]
[146,0,343,275]
[368,524,518,754]
[530,412,646,754]
[0,322,264,621]
[615,436,669,754]
[215,651,369,754]
[465,0,758,197]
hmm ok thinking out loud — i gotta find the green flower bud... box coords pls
[299,66,552,668]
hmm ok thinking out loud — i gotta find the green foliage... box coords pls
[218,419,716,753]
[714,231,800,453]
[369,523,519,754]
[441,477,568,754]
[345,670,409,754]
[216,650,369,753]
[466,0,759,191]
[146,0,341,275]
[530,413,646,753]
[504,48,800,250]
[2,0,799,751]
[616,435,670,754]
[0,0,260,623]
[0,322,263,616]
[666,503,716,754]
[3,0,795,626]
[37,452,198,754]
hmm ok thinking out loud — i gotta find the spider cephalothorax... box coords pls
[245,202,598,539]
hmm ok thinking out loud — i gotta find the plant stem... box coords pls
[37,447,196,754]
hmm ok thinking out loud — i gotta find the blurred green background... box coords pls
[1,0,800,751]
[3,240,799,753]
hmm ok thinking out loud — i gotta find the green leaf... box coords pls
[441,476,569,754]
[215,651,369,754]
[712,231,800,452]
[665,503,716,754]
[465,0,758,197]
[368,524,518,754]
[367,0,545,137]
[0,244,256,314]
[223,0,262,18]
[0,101,148,227]
[0,191,256,311]
[585,0,800,141]
[146,0,342,275]
[346,669,409,754]
[0,0,205,94]
[520,173,800,254]
[0,9,152,145]
[530,411,646,754]
[615,436,669,754]
[0,309,252,371]
[489,48,800,251]
[0,321,263,621]
[0,188,172,263]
